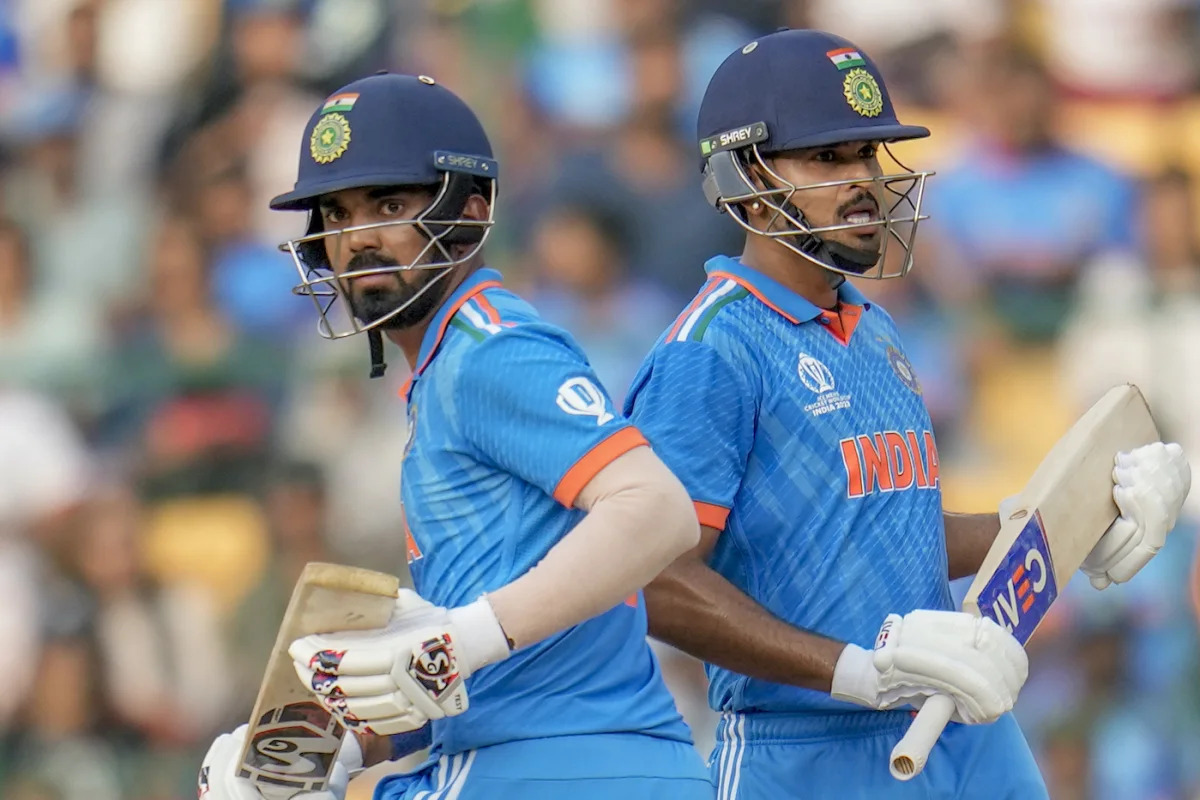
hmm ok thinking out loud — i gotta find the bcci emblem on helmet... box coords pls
[310,113,351,164]
[843,68,883,117]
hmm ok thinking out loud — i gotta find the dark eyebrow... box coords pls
[367,186,409,199]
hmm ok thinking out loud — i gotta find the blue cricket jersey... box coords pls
[399,267,692,755]
[625,255,954,716]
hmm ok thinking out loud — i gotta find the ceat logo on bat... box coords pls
[839,430,939,498]
[974,511,1059,646]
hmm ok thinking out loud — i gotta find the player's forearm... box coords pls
[486,446,700,649]
[943,511,1001,580]
[644,555,845,692]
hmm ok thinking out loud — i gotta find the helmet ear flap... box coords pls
[422,172,488,246]
[298,210,329,272]
[702,149,758,214]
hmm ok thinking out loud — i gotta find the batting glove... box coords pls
[1083,442,1191,590]
[831,609,1028,725]
[289,590,511,735]
[198,723,361,800]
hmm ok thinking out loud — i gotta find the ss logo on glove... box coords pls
[409,634,464,708]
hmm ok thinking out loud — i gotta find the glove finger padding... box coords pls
[290,622,469,732]
[290,634,409,678]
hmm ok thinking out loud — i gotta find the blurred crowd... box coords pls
[0,1,1198,798]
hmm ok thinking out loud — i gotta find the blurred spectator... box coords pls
[1193,540,1200,631]
[531,107,742,301]
[162,0,324,245]
[74,483,232,796]
[793,0,1008,107]
[1035,0,1197,100]
[926,41,1139,346]
[0,389,90,733]
[181,159,311,338]
[277,354,411,567]
[1059,167,1200,515]
[1040,722,1092,800]
[1,82,150,317]
[528,202,676,404]
[17,481,232,800]
[0,217,106,407]
[98,214,286,493]
[522,0,751,140]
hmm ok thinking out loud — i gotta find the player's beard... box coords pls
[344,250,451,331]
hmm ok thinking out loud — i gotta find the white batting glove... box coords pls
[831,610,1028,725]
[198,723,360,800]
[289,590,511,736]
[1082,442,1191,590]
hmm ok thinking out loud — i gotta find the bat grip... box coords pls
[888,694,955,780]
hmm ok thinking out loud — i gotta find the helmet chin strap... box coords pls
[787,203,880,277]
[368,328,387,378]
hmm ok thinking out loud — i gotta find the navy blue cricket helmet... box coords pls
[270,73,498,375]
[697,29,933,280]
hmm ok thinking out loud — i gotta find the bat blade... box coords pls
[963,383,1159,639]
[237,563,400,799]
[889,384,1160,780]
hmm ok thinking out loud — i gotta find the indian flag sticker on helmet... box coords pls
[843,68,883,117]
[310,112,351,164]
[826,47,865,70]
[321,93,359,114]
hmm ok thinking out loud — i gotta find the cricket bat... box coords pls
[236,562,400,799]
[888,384,1160,780]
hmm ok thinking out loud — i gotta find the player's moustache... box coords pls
[835,192,880,220]
[347,250,403,274]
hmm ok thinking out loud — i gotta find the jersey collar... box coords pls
[401,266,503,400]
[704,255,871,323]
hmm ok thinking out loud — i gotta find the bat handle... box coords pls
[888,694,955,781]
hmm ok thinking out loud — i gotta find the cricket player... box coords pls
[198,73,712,799]
[624,29,1192,798]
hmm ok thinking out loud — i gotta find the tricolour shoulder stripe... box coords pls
[459,299,502,334]
[449,316,486,341]
[666,278,721,341]
[687,286,749,342]
[473,293,502,325]
[673,279,739,342]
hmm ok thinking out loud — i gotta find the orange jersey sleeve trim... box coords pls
[694,501,730,530]
[553,427,648,507]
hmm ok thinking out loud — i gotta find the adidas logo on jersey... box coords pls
[839,430,940,498]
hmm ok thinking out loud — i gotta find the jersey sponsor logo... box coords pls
[798,353,852,416]
[556,377,614,425]
[839,429,940,498]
